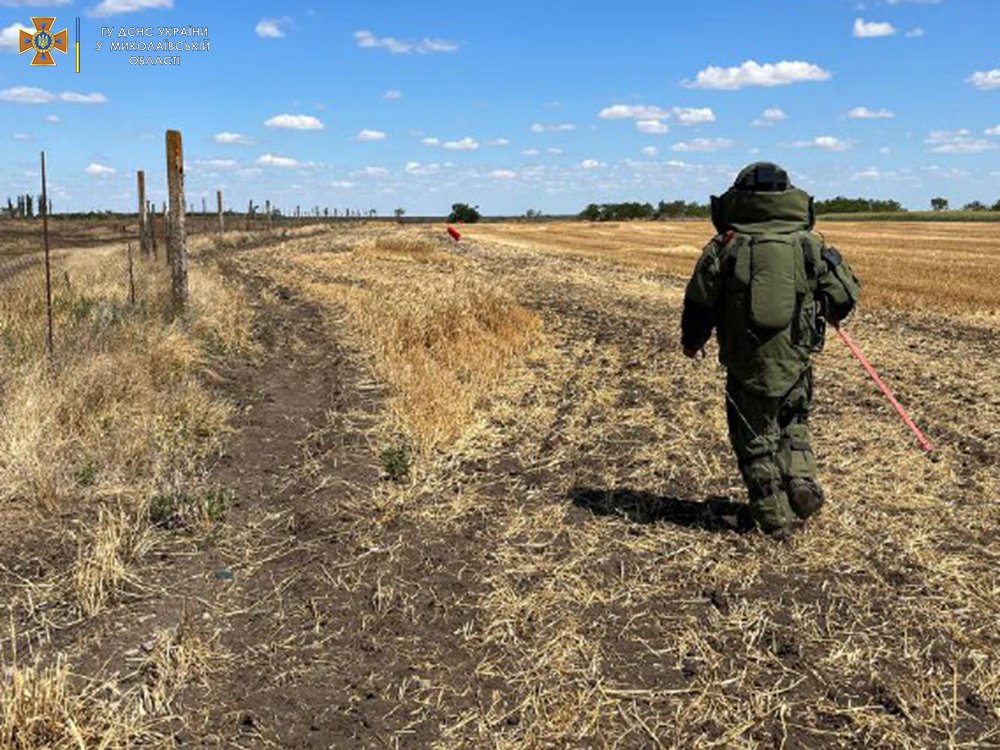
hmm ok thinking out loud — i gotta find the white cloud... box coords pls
[329,181,355,188]
[879,146,892,154]
[672,107,716,125]
[422,137,440,146]
[641,146,659,157]
[355,129,387,142]
[547,147,563,155]
[257,154,305,168]
[12,133,30,141]
[671,138,734,153]
[490,169,517,180]
[485,138,509,146]
[405,161,441,175]
[0,20,31,53]
[853,18,897,38]
[925,129,998,154]
[968,69,1000,91]
[986,126,1000,136]
[598,104,671,120]
[751,107,788,127]
[522,148,540,156]
[598,104,714,125]
[264,114,324,130]
[255,18,290,39]
[0,87,106,104]
[684,60,831,89]
[382,89,402,100]
[531,122,575,133]
[353,29,458,55]
[789,136,853,152]
[442,136,479,151]
[192,158,238,170]
[636,120,669,135]
[350,166,389,177]
[45,114,60,123]
[846,106,895,120]
[214,131,253,145]
[58,91,107,104]
[852,167,904,181]
[85,163,116,176]
[580,159,606,170]
[906,28,925,38]
[88,0,173,17]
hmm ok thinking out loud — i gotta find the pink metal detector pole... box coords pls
[835,326,934,454]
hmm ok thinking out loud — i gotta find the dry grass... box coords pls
[0,233,250,742]
[241,228,542,453]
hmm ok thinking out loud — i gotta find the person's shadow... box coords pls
[569,487,754,534]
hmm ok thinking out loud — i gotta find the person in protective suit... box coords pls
[681,163,861,538]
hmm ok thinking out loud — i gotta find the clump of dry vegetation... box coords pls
[246,228,542,452]
[0,234,250,742]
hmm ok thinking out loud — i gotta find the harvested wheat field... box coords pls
[2,220,998,748]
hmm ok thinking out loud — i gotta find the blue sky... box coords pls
[1,0,998,215]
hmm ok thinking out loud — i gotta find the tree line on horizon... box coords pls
[578,196,1000,221]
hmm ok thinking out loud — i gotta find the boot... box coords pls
[786,477,825,520]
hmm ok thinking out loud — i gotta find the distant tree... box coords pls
[962,201,989,212]
[524,208,544,219]
[394,207,406,222]
[931,197,949,212]
[448,203,481,223]
[579,203,602,221]
[993,199,1000,212]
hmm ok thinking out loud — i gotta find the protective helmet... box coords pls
[733,162,791,192]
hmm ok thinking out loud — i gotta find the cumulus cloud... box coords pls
[88,0,173,17]
[45,114,60,123]
[671,138,734,153]
[490,169,517,180]
[422,137,440,146]
[853,18,897,38]
[522,148,540,156]
[485,138,510,146]
[12,133,31,141]
[789,136,853,152]
[214,131,253,145]
[968,68,1000,90]
[531,122,575,133]
[442,137,479,151]
[598,104,715,125]
[405,161,441,175]
[264,114,324,130]
[580,159,606,170]
[84,163,116,176]
[906,28,925,38]
[355,129,387,141]
[0,86,106,104]
[636,120,669,135]
[925,129,998,154]
[986,125,1000,136]
[0,20,31,53]
[751,108,788,127]
[255,18,290,39]
[192,158,238,170]
[382,89,402,100]
[257,154,307,168]
[846,106,895,120]
[641,146,659,157]
[684,60,831,90]
[354,29,458,54]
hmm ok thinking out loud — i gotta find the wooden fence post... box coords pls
[137,170,152,258]
[40,152,53,355]
[148,201,158,258]
[216,189,224,233]
[165,130,188,316]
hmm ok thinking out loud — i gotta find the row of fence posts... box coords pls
[37,129,191,356]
